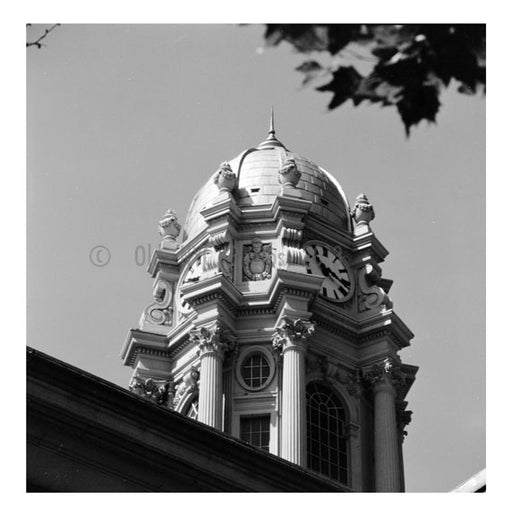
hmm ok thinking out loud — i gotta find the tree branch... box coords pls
[26,23,60,49]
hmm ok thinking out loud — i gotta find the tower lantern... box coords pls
[121,116,417,492]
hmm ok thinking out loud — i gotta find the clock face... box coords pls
[304,243,353,302]
[177,254,204,315]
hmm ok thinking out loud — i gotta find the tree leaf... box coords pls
[257,24,485,134]
[317,66,362,109]
[396,84,441,136]
[295,60,324,86]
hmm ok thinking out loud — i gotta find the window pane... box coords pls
[241,353,271,389]
[306,383,348,485]
[240,415,271,452]
[186,398,199,420]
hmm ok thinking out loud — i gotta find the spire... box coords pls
[258,106,286,150]
[269,105,275,137]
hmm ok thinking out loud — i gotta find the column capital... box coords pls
[190,322,235,360]
[272,317,315,355]
[363,358,405,394]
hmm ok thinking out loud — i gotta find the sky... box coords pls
[26,23,485,493]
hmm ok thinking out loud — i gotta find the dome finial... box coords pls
[257,106,286,150]
[269,105,275,137]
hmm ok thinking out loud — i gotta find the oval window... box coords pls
[241,352,271,389]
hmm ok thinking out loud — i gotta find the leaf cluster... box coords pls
[263,24,485,134]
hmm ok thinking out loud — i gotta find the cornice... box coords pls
[182,268,323,319]
[120,328,169,362]
[357,310,414,349]
[148,231,212,277]
[352,231,389,262]
[182,273,241,314]
[314,316,359,344]
[200,195,242,225]
[303,216,354,250]
[121,328,172,368]
[397,362,419,398]
[271,195,313,217]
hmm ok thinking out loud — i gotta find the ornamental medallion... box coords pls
[242,238,272,281]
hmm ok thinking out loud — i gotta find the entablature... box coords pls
[353,231,389,263]
[357,310,414,350]
[303,216,355,251]
[120,328,171,368]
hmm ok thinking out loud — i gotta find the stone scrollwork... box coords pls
[317,356,362,397]
[129,376,171,406]
[243,238,272,281]
[282,227,306,267]
[358,264,393,313]
[338,370,362,397]
[204,231,234,281]
[141,278,173,326]
[272,317,315,354]
[305,354,323,374]
[159,209,182,250]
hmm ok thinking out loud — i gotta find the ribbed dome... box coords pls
[182,135,351,242]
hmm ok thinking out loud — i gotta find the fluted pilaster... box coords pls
[191,324,234,430]
[273,318,315,466]
[364,359,403,492]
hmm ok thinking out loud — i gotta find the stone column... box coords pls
[191,324,233,430]
[364,359,402,492]
[273,318,315,467]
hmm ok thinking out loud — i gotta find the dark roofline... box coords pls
[27,347,349,492]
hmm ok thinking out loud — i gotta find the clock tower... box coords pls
[121,115,417,492]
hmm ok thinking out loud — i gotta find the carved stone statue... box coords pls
[129,376,171,406]
[173,366,200,409]
[158,209,181,250]
[242,238,272,281]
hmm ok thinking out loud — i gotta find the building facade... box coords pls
[121,118,418,492]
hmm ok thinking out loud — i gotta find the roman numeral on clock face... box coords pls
[304,243,352,302]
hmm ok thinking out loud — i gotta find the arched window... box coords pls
[185,397,199,420]
[306,382,348,485]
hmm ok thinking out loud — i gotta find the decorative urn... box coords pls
[278,157,301,188]
[213,161,237,193]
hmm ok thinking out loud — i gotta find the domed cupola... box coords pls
[122,111,417,494]
[183,112,352,241]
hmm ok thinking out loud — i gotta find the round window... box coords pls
[241,353,271,389]
[236,347,276,391]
